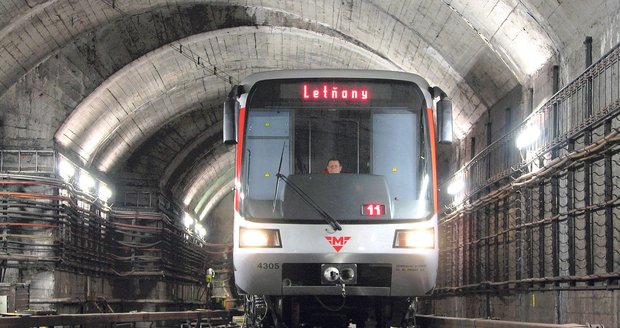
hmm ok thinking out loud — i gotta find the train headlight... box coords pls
[239,228,282,248]
[393,229,434,249]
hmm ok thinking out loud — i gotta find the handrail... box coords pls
[0,150,56,174]
[442,41,620,209]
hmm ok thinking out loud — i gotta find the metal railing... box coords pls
[442,44,620,206]
[437,42,620,297]
[121,190,157,208]
[0,150,56,174]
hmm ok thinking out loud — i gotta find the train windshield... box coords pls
[240,79,433,223]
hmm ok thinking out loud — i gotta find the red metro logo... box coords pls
[325,236,351,252]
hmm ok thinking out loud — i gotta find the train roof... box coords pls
[239,69,431,91]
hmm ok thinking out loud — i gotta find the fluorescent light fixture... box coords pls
[447,178,465,195]
[98,184,112,202]
[183,212,194,229]
[516,125,541,149]
[195,223,207,238]
[78,171,95,192]
[58,157,76,181]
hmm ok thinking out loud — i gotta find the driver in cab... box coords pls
[325,158,342,174]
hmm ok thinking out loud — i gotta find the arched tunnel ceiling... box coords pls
[1,0,617,221]
[55,25,401,173]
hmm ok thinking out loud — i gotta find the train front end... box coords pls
[223,70,452,325]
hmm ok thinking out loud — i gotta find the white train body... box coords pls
[233,214,438,296]
[224,70,448,303]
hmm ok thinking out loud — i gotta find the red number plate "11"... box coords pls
[362,204,385,216]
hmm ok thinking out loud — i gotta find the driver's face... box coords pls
[326,160,342,174]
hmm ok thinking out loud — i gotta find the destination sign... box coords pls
[302,83,370,102]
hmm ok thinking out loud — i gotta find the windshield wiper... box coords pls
[276,173,342,231]
[272,142,342,231]
[272,143,286,213]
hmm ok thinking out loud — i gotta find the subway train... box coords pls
[223,70,452,327]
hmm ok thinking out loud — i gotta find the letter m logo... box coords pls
[325,236,351,252]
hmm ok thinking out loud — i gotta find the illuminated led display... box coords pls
[362,204,385,216]
[302,83,370,102]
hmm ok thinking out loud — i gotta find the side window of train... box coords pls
[371,110,419,201]
[245,111,290,200]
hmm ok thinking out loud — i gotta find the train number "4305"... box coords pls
[257,262,280,270]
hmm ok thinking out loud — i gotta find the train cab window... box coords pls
[241,80,433,223]
[293,110,370,175]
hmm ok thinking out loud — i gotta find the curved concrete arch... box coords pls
[0,0,117,95]
[438,0,558,76]
[56,25,402,172]
[118,99,231,219]
[3,0,555,145]
[90,74,224,173]
[159,117,225,192]
[178,145,235,212]
[197,176,235,221]
[4,0,615,224]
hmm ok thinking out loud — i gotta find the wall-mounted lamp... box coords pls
[58,154,114,204]
[78,171,95,192]
[58,157,76,181]
[515,125,541,149]
[447,178,465,195]
[98,184,113,202]
[183,212,194,229]
[194,222,207,238]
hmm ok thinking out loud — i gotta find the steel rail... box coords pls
[416,315,591,328]
[0,310,237,328]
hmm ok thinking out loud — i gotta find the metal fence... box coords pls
[437,43,620,293]
[0,150,56,174]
